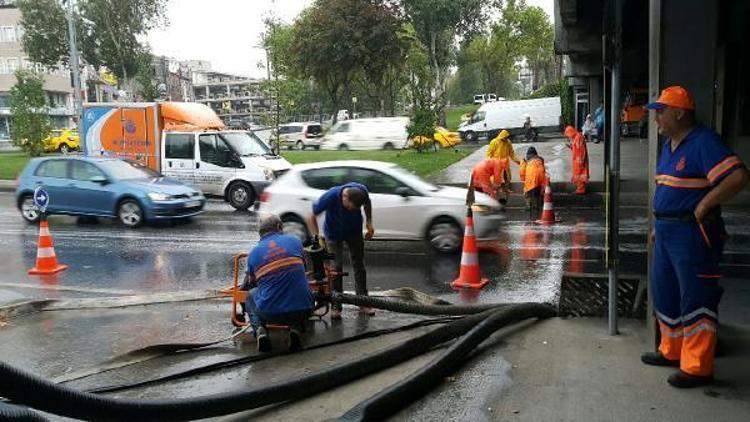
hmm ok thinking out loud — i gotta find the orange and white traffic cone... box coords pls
[28,219,68,275]
[451,207,488,290]
[536,177,560,225]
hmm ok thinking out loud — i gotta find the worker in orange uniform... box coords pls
[519,146,546,220]
[564,125,589,194]
[642,86,749,388]
[471,158,509,203]
[486,130,520,186]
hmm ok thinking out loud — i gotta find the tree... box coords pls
[18,0,168,81]
[290,0,407,122]
[134,53,159,101]
[10,70,53,157]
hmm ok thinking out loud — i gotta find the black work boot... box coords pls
[289,328,303,352]
[256,327,271,353]
[667,371,713,388]
[641,352,679,367]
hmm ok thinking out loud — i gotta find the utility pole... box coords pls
[65,0,83,134]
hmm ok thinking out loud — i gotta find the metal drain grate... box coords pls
[559,272,647,319]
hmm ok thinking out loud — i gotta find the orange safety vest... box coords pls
[570,132,589,183]
[521,157,546,193]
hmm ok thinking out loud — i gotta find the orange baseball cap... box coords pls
[646,86,695,110]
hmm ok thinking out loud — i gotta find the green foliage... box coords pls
[135,53,159,101]
[0,153,31,180]
[527,80,561,99]
[559,78,574,125]
[290,0,407,121]
[445,104,479,131]
[18,0,168,81]
[10,70,52,157]
[280,148,473,177]
[406,105,437,152]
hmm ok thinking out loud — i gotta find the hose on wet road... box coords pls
[0,303,554,421]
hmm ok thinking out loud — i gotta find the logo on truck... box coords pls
[125,119,137,134]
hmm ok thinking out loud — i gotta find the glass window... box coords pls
[35,160,68,178]
[164,134,194,159]
[199,134,218,164]
[2,27,15,43]
[306,125,323,136]
[350,168,410,195]
[71,161,105,181]
[471,111,486,123]
[301,167,350,190]
[6,58,17,73]
[335,122,350,133]
[222,132,272,156]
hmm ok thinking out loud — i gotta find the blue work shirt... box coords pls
[654,125,744,214]
[312,182,369,241]
[247,232,314,315]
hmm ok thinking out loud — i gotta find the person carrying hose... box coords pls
[242,214,314,353]
[519,146,546,220]
[486,129,520,185]
[308,182,375,319]
[642,86,749,388]
[564,125,589,194]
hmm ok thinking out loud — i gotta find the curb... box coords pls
[0,180,15,192]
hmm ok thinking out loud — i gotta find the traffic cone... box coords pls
[536,176,560,225]
[28,220,68,275]
[451,207,488,290]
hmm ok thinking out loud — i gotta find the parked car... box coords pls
[272,122,324,150]
[321,117,409,151]
[257,161,504,253]
[15,157,205,227]
[409,126,462,149]
[43,129,80,153]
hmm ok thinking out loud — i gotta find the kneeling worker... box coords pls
[243,214,314,352]
[471,158,509,203]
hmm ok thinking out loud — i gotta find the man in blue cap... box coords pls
[641,86,748,388]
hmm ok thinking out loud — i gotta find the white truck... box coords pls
[459,97,561,142]
[82,102,292,210]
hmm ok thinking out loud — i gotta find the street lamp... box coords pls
[63,0,83,133]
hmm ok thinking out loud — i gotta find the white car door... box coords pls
[162,133,196,185]
[196,133,235,195]
[350,167,432,239]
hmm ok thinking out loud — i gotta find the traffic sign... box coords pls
[33,186,49,213]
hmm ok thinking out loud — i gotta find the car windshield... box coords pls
[221,132,274,156]
[387,165,441,193]
[471,111,486,123]
[99,160,159,180]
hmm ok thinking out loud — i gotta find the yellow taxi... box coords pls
[44,129,80,153]
[410,126,462,149]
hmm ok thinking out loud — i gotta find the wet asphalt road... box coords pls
[0,190,654,305]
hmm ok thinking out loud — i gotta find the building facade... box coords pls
[0,2,74,146]
[192,69,273,125]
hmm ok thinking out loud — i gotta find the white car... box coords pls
[321,117,409,151]
[257,161,505,253]
[273,122,324,150]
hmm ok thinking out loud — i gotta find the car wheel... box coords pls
[465,131,477,143]
[118,199,144,228]
[314,145,321,150]
[296,140,304,150]
[20,195,41,223]
[383,142,394,150]
[59,143,69,154]
[227,182,254,210]
[338,144,349,151]
[427,217,463,254]
[282,215,309,242]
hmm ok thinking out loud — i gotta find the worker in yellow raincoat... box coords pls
[486,129,520,185]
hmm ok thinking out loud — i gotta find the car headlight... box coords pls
[148,192,173,201]
[263,167,275,181]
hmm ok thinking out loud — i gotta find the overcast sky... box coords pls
[146,0,555,78]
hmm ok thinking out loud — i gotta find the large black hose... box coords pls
[339,303,556,421]
[334,293,511,315]
[0,401,47,421]
[0,309,500,421]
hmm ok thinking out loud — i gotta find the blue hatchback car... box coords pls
[16,157,206,227]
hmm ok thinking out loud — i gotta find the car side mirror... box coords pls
[90,175,108,184]
[395,187,411,198]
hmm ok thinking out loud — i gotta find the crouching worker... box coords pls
[242,214,314,353]
[519,147,546,220]
[471,158,510,205]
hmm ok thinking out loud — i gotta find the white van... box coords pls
[459,97,561,142]
[321,117,409,150]
[162,130,292,209]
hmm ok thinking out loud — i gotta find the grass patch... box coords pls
[280,148,473,177]
[445,104,479,131]
[0,152,30,180]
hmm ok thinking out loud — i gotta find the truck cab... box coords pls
[162,130,291,209]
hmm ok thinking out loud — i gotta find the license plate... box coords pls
[184,200,201,208]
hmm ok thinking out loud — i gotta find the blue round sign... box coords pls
[33,186,49,212]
